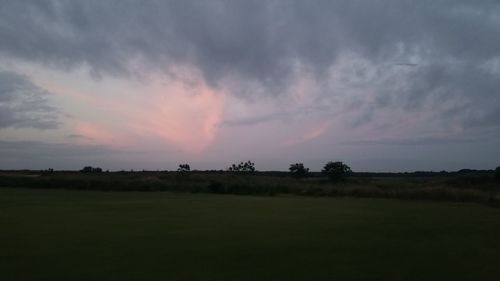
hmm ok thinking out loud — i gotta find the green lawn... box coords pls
[1,188,500,281]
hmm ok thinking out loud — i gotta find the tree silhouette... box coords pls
[81,166,102,173]
[496,166,500,180]
[177,164,191,173]
[322,161,351,181]
[228,161,255,172]
[289,163,309,178]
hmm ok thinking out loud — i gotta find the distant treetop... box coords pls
[322,161,351,181]
[289,163,309,178]
[81,166,103,173]
[228,161,256,172]
[177,164,191,173]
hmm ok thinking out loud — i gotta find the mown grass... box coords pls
[1,188,500,281]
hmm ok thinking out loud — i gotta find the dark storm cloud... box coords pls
[0,71,59,129]
[0,0,499,130]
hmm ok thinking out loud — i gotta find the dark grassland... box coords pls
[1,171,498,205]
[1,188,500,281]
[1,172,500,280]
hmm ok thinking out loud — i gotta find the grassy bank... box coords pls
[1,188,500,280]
[0,171,498,205]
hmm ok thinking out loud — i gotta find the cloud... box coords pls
[284,121,331,146]
[67,134,90,139]
[1,1,498,85]
[0,140,115,169]
[0,70,60,129]
[1,1,500,170]
[37,68,226,153]
[0,139,216,170]
[343,136,481,146]
[221,105,325,127]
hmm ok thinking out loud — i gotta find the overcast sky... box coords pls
[1,0,499,171]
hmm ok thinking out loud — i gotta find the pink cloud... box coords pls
[132,76,226,153]
[73,121,127,147]
[284,121,331,146]
[35,66,226,153]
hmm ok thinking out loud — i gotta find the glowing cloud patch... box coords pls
[35,65,227,153]
[284,121,331,146]
[73,122,125,147]
[135,72,226,153]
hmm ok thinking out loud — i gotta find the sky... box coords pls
[1,0,499,172]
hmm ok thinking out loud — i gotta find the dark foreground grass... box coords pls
[1,188,500,281]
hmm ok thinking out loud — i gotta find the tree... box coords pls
[228,161,256,172]
[177,164,190,173]
[289,163,309,178]
[81,166,102,173]
[496,166,500,180]
[322,161,351,181]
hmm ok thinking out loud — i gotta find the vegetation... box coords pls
[177,163,191,173]
[322,161,351,181]
[228,161,256,172]
[1,188,500,281]
[289,163,309,178]
[81,166,103,173]
[496,166,500,180]
[0,169,498,206]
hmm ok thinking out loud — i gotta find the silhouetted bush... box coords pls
[81,166,103,173]
[177,164,191,173]
[496,167,500,180]
[228,161,256,172]
[322,161,351,181]
[289,163,309,178]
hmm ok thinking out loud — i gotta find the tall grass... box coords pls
[0,171,498,206]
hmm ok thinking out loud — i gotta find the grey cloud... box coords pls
[326,57,500,134]
[378,62,500,129]
[1,0,499,134]
[222,103,330,127]
[342,136,481,146]
[67,134,92,140]
[0,70,60,129]
[0,140,190,171]
[1,1,499,84]
[0,140,116,169]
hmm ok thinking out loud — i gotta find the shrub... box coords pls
[289,163,309,178]
[228,161,256,172]
[81,166,103,173]
[177,164,191,173]
[322,161,351,181]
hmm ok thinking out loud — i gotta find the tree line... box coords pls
[79,163,500,181]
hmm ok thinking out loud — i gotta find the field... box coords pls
[2,187,500,281]
[1,171,498,205]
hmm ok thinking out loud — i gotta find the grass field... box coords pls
[1,188,500,280]
[1,171,498,205]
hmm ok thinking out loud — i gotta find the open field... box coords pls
[1,188,500,281]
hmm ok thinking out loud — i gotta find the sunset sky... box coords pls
[1,1,499,171]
